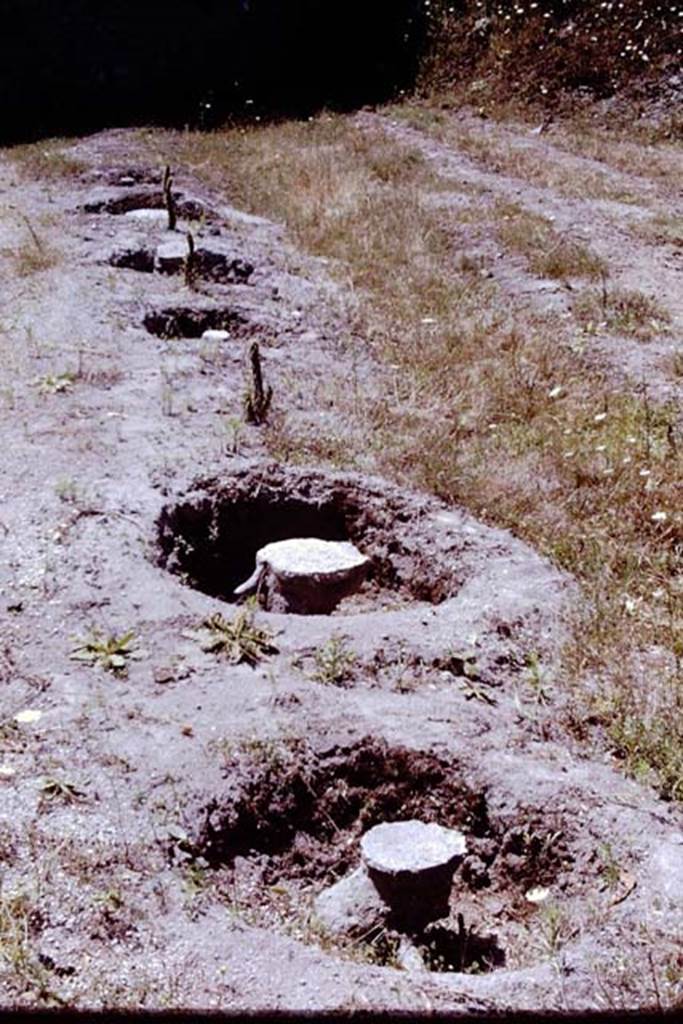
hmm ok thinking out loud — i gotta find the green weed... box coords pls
[70,629,138,677]
[196,605,278,666]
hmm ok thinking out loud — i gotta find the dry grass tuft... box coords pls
[5,141,86,182]
[495,201,607,280]
[573,286,671,341]
[631,213,683,249]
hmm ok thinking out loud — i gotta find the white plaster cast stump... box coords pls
[234,537,370,614]
[360,820,467,929]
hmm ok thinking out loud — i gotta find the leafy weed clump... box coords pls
[310,634,358,687]
[196,605,278,667]
[70,629,138,677]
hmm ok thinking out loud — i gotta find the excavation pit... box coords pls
[108,241,254,285]
[155,239,254,284]
[156,464,466,612]
[108,244,155,273]
[143,305,252,341]
[83,190,216,222]
[182,735,576,975]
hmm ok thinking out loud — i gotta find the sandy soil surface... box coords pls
[0,127,681,1012]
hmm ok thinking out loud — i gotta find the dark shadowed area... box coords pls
[0,0,426,143]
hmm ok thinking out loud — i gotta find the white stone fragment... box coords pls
[155,238,187,274]
[125,209,169,223]
[202,329,231,342]
[313,867,387,938]
[360,819,467,928]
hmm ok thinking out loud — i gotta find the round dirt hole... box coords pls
[143,306,250,340]
[178,736,577,975]
[156,465,463,610]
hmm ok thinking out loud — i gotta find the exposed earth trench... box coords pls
[0,119,681,1012]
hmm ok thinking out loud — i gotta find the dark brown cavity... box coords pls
[143,306,251,340]
[155,467,462,608]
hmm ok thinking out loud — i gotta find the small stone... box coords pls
[361,820,466,929]
[313,867,388,939]
[154,665,176,685]
[14,709,42,725]
[125,209,169,224]
[397,937,428,972]
[202,329,231,342]
[155,238,187,274]
[525,886,551,904]
[461,854,490,890]
[362,820,467,875]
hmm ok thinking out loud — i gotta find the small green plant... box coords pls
[69,629,138,676]
[598,842,622,891]
[182,862,208,899]
[538,902,575,958]
[38,776,85,805]
[243,342,273,425]
[0,889,36,975]
[185,231,196,289]
[220,415,243,455]
[196,604,278,666]
[34,373,75,395]
[311,634,357,687]
[54,477,80,503]
[525,651,552,705]
[162,164,177,231]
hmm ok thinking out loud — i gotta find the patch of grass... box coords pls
[574,285,671,340]
[38,775,86,806]
[5,141,85,181]
[69,629,138,677]
[195,605,278,667]
[310,634,358,687]
[2,214,60,277]
[420,121,647,204]
[551,126,683,194]
[9,243,59,277]
[495,201,606,280]
[631,213,683,249]
[0,887,63,1004]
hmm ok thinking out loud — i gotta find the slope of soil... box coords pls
[362,108,683,403]
[0,128,681,1012]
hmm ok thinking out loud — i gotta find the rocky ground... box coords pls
[0,121,681,1012]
